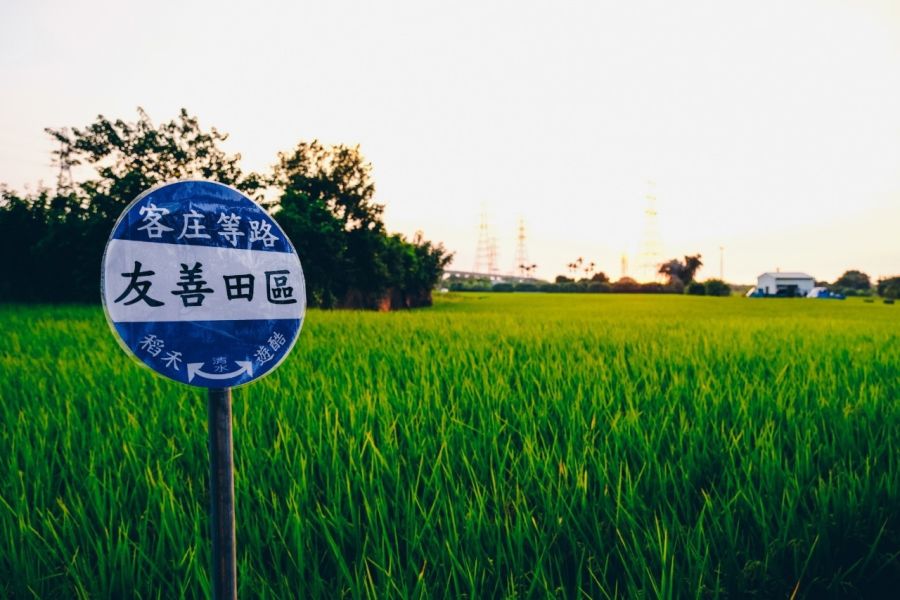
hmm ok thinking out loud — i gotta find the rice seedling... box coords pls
[0,294,897,598]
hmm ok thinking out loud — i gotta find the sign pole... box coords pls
[101,181,306,600]
[208,387,237,600]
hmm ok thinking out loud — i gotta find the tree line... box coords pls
[449,254,731,295]
[821,270,900,299]
[0,108,452,309]
[451,255,900,299]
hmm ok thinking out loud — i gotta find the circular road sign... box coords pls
[101,180,306,388]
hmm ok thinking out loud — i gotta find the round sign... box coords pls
[101,180,306,388]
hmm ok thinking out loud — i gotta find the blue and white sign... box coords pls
[101,180,305,388]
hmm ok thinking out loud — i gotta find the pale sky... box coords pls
[2,0,899,283]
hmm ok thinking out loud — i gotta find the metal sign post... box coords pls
[208,387,236,600]
[100,180,306,598]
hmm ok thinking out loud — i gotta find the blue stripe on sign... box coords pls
[114,317,302,388]
[111,180,292,254]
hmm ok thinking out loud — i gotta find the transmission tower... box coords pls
[488,236,499,275]
[620,253,629,280]
[513,218,529,277]
[474,209,492,273]
[55,128,74,194]
[637,181,662,282]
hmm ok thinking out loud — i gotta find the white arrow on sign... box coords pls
[187,361,254,383]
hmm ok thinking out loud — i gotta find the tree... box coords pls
[1,108,249,302]
[877,276,900,299]
[271,141,451,309]
[611,277,640,293]
[47,107,252,221]
[659,254,703,286]
[833,270,871,292]
[687,282,706,295]
[271,141,382,233]
[0,187,51,300]
[704,279,731,296]
[590,271,610,283]
[1,109,452,309]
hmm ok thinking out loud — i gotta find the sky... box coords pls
[1,0,899,284]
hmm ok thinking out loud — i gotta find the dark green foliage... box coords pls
[0,188,52,301]
[448,279,491,292]
[269,141,451,309]
[492,282,514,292]
[0,110,451,309]
[704,279,731,296]
[831,271,873,297]
[0,109,248,302]
[876,276,900,299]
[639,282,669,294]
[833,269,871,291]
[587,281,610,293]
[611,277,641,293]
[659,254,703,286]
[687,281,706,295]
[667,278,685,294]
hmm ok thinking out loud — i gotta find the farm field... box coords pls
[0,293,898,598]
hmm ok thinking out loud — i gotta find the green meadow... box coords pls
[0,294,897,598]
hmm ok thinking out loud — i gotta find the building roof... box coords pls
[758,272,814,280]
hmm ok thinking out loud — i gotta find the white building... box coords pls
[754,272,815,297]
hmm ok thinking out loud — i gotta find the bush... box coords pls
[687,281,706,295]
[586,282,611,293]
[666,280,685,294]
[876,277,900,299]
[640,282,667,294]
[514,283,538,292]
[704,279,731,296]
[833,270,871,292]
[832,287,872,297]
[539,283,559,293]
[611,277,640,293]
[449,282,490,292]
[491,283,514,292]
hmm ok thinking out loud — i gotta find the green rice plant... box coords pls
[0,294,897,598]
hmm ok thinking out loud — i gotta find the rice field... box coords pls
[0,293,897,598]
